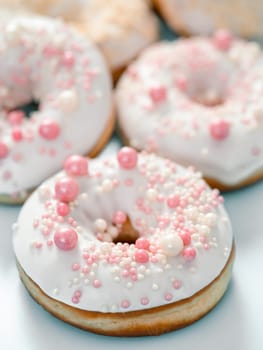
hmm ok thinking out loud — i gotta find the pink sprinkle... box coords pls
[149,85,167,103]
[54,227,78,251]
[8,110,25,125]
[213,29,233,51]
[39,120,60,140]
[179,231,191,245]
[0,141,9,158]
[55,177,79,202]
[72,263,80,271]
[47,240,53,247]
[82,266,90,274]
[57,202,70,216]
[72,296,79,304]
[74,290,82,298]
[140,297,149,306]
[2,170,12,180]
[175,76,188,91]
[134,249,149,264]
[165,293,173,301]
[33,219,39,228]
[167,194,180,208]
[64,155,88,176]
[121,299,130,309]
[34,242,43,249]
[112,211,127,225]
[135,237,150,250]
[209,119,230,140]
[12,128,23,142]
[182,247,196,261]
[172,280,182,289]
[61,51,75,67]
[125,178,133,186]
[252,146,261,156]
[93,280,101,288]
[117,147,138,170]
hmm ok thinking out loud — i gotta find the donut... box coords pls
[13,147,234,336]
[154,0,263,39]
[5,0,159,80]
[115,32,263,190]
[0,15,114,204]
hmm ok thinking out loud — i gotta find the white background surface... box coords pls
[1,138,263,349]
[1,17,263,350]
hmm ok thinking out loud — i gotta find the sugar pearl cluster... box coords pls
[21,147,233,313]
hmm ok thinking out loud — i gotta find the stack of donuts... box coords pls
[0,0,261,337]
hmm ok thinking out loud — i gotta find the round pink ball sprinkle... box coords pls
[149,85,167,103]
[117,147,138,170]
[64,155,88,176]
[167,194,180,208]
[135,249,149,264]
[213,29,233,51]
[112,210,127,225]
[165,293,173,301]
[8,110,25,125]
[55,177,79,202]
[54,227,78,251]
[179,231,191,245]
[172,280,182,289]
[57,202,70,216]
[61,51,75,67]
[121,299,130,309]
[39,119,60,140]
[140,297,149,306]
[12,128,23,142]
[93,280,101,288]
[182,247,196,261]
[135,237,150,250]
[209,119,230,140]
[174,76,188,91]
[0,141,9,158]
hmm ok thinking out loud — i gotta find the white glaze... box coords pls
[116,37,263,186]
[13,151,233,313]
[0,16,112,198]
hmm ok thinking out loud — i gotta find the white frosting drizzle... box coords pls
[0,16,112,198]
[116,36,263,186]
[13,151,233,313]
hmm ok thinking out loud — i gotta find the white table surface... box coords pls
[1,137,263,349]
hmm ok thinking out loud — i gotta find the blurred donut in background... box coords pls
[1,0,159,80]
[154,0,263,39]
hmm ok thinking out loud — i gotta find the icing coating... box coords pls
[13,149,233,313]
[0,16,112,199]
[116,34,263,186]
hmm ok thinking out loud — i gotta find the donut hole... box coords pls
[176,43,234,107]
[9,100,39,119]
[112,218,140,244]
[181,64,232,107]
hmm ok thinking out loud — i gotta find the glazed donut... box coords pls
[116,31,263,190]
[154,0,263,39]
[13,147,234,336]
[0,16,113,203]
[4,0,159,80]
